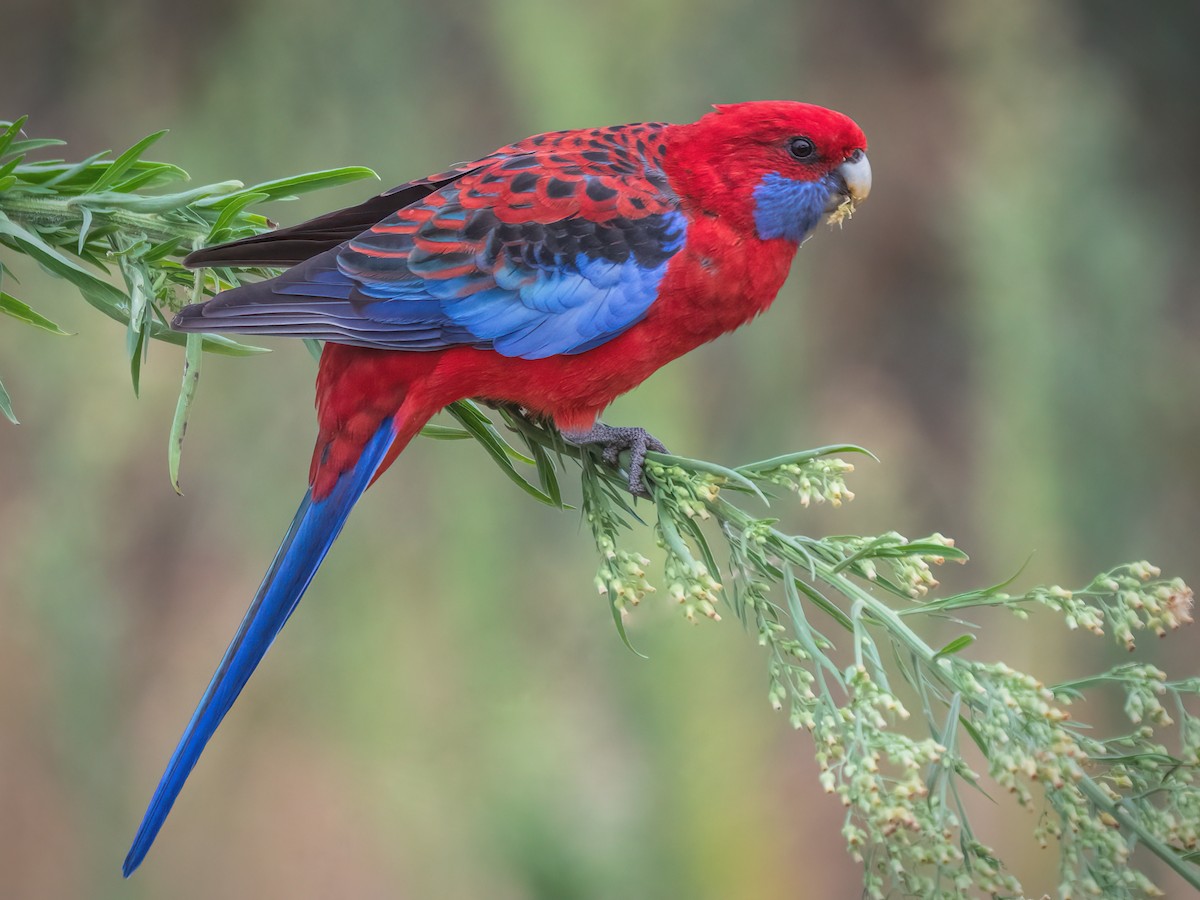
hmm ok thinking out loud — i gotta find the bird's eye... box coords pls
[787,137,816,161]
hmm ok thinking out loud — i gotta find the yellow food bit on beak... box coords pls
[827,199,856,228]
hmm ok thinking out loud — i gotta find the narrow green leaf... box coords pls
[597,469,644,523]
[110,162,190,193]
[0,118,30,159]
[655,501,697,565]
[0,175,16,193]
[895,541,969,562]
[0,290,70,334]
[419,424,472,440]
[197,166,378,208]
[897,556,1033,617]
[129,325,147,396]
[782,566,846,685]
[193,332,270,356]
[528,440,564,507]
[450,400,536,463]
[121,255,151,360]
[934,634,976,660]
[206,191,270,242]
[168,310,262,353]
[960,717,987,755]
[445,401,555,504]
[89,130,168,193]
[926,693,964,797]
[610,598,649,659]
[738,444,879,475]
[76,205,94,255]
[0,371,16,423]
[68,182,239,214]
[4,138,67,158]
[649,450,768,504]
[828,534,896,574]
[140,236,185,263]
[112,236,151,259]
[33,149,111,188]
[782,559,854,631]
[168,332,204,493]
[676,512,722,584]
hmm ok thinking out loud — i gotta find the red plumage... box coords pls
[296,101,868,496]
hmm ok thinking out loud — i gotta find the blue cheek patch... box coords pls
[752,173,833,243]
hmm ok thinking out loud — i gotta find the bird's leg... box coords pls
[562,423,668,498]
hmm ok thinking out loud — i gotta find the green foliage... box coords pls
[0,118,377,481]
[4,120,1198,898]
[492,410,1200,898]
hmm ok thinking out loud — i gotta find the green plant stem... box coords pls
[0,194,211,248]
[1077,776,1200,890]
[710,495,949,670]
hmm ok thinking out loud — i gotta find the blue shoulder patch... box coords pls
[441,211,687,359]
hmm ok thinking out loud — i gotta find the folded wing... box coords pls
[177,125,687,360]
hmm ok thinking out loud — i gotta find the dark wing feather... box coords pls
[183,165,484,268]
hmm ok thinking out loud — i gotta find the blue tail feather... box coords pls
[123,419,397,876]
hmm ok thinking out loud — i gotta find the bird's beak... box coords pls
[825,149,872,214]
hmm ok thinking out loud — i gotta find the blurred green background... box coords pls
[3,1,1198,897]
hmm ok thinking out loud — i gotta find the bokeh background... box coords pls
[3,2,1198,897]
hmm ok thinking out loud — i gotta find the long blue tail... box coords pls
[123,419,398,876]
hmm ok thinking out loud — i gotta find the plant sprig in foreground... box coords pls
[0,117,376,486]
[492,409,1199,899]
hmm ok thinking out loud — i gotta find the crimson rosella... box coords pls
[123,100,870,874]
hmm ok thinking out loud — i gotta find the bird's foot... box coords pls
[563,424,668,498]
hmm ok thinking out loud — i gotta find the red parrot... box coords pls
[123,100,870,874]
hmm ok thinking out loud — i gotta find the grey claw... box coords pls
[562,424,668,497]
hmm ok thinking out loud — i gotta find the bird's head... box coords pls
[665,100,870,243]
